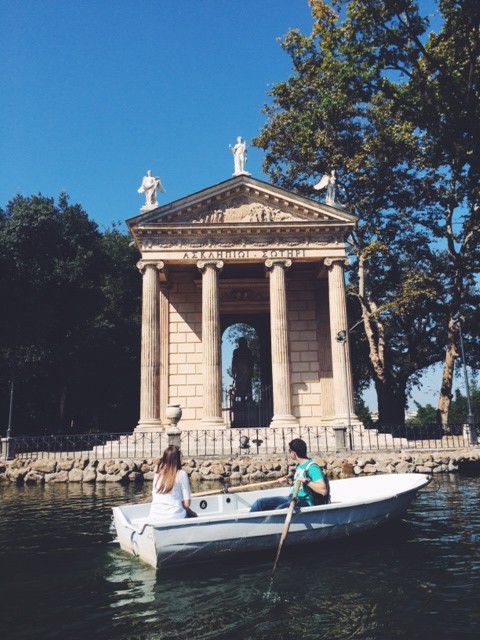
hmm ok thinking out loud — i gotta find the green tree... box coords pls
[406,402,436,427]
[254,0,480,428]
[0,196,140,434]
[409,381,479,434]
[85,226,141,431]
[448,383,480,428]
[0,194,104,432]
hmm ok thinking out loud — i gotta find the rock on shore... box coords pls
[1,449,479,486]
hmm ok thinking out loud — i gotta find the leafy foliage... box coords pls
[407,382,479,431]
[254,0,480,427]
[0,196,140,434]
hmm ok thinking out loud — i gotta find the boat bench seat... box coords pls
[191,493,254,515]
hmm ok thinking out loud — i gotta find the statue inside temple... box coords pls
[231,337,254,401]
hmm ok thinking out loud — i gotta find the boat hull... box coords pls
[112,473,431,569]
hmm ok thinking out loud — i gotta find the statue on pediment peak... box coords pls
[229,136,251,176]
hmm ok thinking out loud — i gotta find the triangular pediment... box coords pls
[127,175,356,229]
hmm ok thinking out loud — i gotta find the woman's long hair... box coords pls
[154,445,182,494]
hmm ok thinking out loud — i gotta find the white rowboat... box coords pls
[111,473,431,569]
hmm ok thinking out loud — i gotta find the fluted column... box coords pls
[198,260,225,427]
[159,283,170,426]
[266,259,298,427]
[136,261,163,431]
[325,258,354,423]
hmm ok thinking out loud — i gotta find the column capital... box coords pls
[136,260,165,274]
[265,258,292,271]
[324,257,349,269]
[197,260,224,273]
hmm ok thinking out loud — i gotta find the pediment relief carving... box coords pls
[159,196,315,225]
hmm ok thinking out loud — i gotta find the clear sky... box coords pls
[0,0,454,412]
[0,0,314,230]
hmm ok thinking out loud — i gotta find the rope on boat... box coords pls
[129,529,139,556]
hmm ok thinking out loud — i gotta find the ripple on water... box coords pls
[1,476,480,640]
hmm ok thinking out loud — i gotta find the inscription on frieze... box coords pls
[182,248,307,260]
[220,288,268,303]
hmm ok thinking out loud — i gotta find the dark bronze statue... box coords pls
[231,337,254,401]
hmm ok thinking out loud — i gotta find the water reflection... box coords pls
[1,476,479,639]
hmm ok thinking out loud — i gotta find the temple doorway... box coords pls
[221,315,273,428]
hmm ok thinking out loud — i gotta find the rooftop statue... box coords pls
[229,136,250,176]
[138,170,165,208]
[314,170,340,206]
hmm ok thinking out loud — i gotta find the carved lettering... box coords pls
[181,248,306,260]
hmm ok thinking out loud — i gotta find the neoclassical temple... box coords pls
[127,172,357,431]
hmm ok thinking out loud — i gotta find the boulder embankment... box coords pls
[1,449,480,486]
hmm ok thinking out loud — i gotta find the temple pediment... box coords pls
[127,175,356,229]
[127,175,357,263]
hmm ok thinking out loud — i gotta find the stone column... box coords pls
[197,260,225,427]
[325,258,354,425]
[159,283,170,426]
[136,261,163,431]
[266,258,298,427]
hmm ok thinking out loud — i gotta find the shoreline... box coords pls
[1,448,479,486]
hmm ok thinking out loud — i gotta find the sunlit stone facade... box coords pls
[127,175,357,431]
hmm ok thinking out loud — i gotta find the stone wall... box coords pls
[168,277,203,425]
[1,449,479,486]
[289,273,322,424]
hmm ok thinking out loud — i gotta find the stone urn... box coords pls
[166,404,182,433]
[239,435,250,450]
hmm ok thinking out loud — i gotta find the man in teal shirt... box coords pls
[249,438,328,511]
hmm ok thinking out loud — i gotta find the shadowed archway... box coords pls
[221,315,272,427]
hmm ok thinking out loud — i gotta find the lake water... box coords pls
[1,475,479,640]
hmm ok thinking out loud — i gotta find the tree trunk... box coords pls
[357,254,410,428]
[357,294,409,427]
[375,378,408,428]
[436,318,459,433]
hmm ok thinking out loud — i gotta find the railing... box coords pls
[3,422,476,460]
[222,384,273,428]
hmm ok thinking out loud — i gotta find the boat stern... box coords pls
[112,506,158,569]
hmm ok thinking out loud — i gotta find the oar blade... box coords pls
[270,478,302,580]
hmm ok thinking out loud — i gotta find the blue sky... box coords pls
[1,0,314,230]
[0,0,452,411]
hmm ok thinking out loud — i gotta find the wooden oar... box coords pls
[192,477,286,498]
[270,477,302,581]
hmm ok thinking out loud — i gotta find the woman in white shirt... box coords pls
[150,445,196,521]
